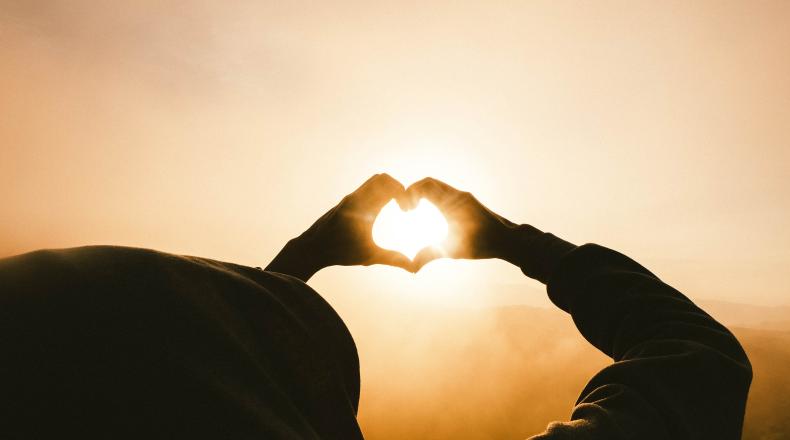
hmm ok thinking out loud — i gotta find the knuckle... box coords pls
[416,177,433,185]
[341,194,357,207]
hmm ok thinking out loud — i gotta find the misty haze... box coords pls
[2,1,789,439]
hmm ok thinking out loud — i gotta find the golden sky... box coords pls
[1,0,789,307]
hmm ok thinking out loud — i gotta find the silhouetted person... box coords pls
[0,174,751,439]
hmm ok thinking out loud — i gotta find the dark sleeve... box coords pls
[0,246,363,440]
[514,233,752,439]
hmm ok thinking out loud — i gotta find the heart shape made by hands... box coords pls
[372,198,449,260]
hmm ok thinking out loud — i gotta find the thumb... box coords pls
[412,245,446,272]
[370,249,415,273]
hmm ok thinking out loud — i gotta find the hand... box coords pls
[266,174,414,281]
[406,177,517,271]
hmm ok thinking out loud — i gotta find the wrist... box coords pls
[265,236,326,282]
[497,224,577,284]
[496,223,541,265]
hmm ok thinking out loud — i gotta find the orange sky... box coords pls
[1,0,789,307]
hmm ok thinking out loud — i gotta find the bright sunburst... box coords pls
[372,199,449,260]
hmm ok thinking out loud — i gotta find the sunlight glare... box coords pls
[372,199,449,260]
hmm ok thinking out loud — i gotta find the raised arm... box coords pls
[406,177,752,439]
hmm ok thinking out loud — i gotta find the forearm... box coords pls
[545,244,747,357]
[504,227,748,361]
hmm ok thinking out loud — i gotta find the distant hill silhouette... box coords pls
[731,326,790,440]
[698,299,790,331]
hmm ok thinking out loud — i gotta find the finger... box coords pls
[395,195,415,211]
[412,245,446,272]
[355,173,384,191]
[405,177,459,209]
[358,173,408,210]
[407,177,461,193]
[370,248,415,273]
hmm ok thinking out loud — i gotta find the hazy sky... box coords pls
[1,0,789,307]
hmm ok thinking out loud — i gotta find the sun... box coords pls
[372,198,449,260]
